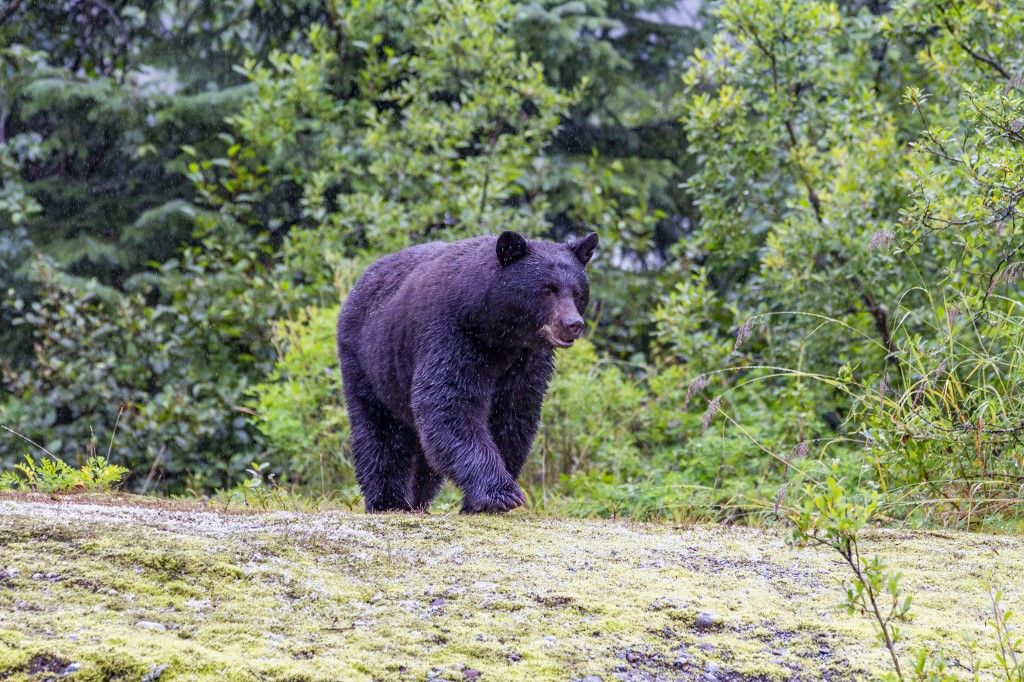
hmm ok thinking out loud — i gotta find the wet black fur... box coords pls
[337,232,597,513]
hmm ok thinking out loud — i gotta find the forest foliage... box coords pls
[1,0,1023,530]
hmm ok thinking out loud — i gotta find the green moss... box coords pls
[0,498,1020,680]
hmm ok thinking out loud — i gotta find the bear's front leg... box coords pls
[490,349,554,479]
[411,345,525,514]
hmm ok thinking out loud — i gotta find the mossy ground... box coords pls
[0,495,1020,681]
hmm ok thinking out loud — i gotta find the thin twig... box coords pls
[140,446,165,494]
[1,424,61,462]
[106,405,124,460]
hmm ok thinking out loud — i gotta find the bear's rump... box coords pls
[339,242,455,424]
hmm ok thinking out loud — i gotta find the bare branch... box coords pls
[0,0,21,26]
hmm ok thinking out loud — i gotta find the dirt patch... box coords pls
[21,654,72,680]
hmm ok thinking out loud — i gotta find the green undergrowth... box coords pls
[0,455,127,494]
[0,495,1021,681]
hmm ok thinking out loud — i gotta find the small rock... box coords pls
[61,662,81,676]
[463,669,481,681]
[579,676,603,682]
[142,663,168,682]
[541,635,557,646]
[704,661,720,674]
[624,651,642,665]
[694,611,721,631]
[697,642,715,652]
[135,620,167,632]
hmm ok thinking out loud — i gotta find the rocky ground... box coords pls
[0,494,1021,681]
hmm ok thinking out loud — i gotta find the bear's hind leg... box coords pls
[346,394,418,512]
[410,453,444,511]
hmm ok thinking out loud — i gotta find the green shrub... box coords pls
[0,454,127,493]
[249,305,353,493]
[673,0,1024,529]
[531,339,647,488]
[0,253,273,492]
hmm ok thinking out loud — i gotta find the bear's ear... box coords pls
[496,231,528,267]
[569,232,599,265]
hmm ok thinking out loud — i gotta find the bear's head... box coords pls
[485,230,598,350]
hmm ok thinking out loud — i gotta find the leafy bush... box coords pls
[0,454,127,494]
[791,476,1024,680]
[989,590,1024,682]
[532,339,647,488]
[192,0,570,305]
[0,255,271,492]
[249,302,354,493]
[676,0,1024,528]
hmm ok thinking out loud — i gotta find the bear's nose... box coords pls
[564,318,585,338]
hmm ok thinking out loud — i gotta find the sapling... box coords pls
[791,478,913,680]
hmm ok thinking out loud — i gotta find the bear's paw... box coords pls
[461,478,526,514]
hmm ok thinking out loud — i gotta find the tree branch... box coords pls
[941,17,1010,80]
[785,120,824,223]
[860,289,897,362]
[0,103,8,145]
[0,0,21,26]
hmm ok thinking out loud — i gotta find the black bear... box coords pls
[337,231,598,513]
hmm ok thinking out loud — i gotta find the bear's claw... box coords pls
[461,479,526,514]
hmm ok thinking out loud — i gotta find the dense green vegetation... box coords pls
[2,0,1022,530]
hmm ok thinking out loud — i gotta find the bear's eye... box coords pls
[542,284,558,296]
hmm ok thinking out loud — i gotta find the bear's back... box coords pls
[348,241,447,316]
[338,237,497,419]
[341,238,491,330]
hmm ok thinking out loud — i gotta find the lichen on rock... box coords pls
[0,495,1020,680]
